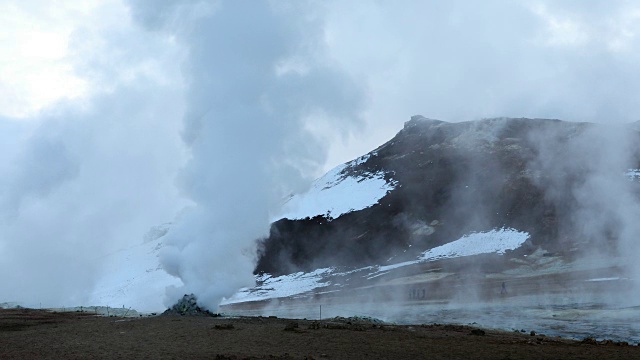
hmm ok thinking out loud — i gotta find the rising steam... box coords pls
[129,1,364,309]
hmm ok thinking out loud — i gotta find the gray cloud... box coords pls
[320,0,640,164]
[0,14,187,307]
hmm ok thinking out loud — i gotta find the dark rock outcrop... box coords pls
[256,117,640,276]
[163,294,220,317]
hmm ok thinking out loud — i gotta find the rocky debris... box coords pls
[527,338,545,346]
[162,294,221,317]
[470,329,486,336]
[581,337,630,346]
[329,316,386,325]
[600,339,629,346]
[441,324,466,332]
[324,322,347,330]
[307,321,321,330]
[320,316,387,331]
[283,322,299,331]
[528,337,545,345]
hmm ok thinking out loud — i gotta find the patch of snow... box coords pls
[626,169,640,181]
[220,268,333,304]
[376,260,419,273]
[372,228,529,274]
[351,153,372,166]
[585,277,623,282]
[419,228,529,261]
[89,236,182,313]
[224,228,530,303]
[0,302,21,309]
[277,156,396,221]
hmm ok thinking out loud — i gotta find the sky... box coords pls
[1,0,640,308]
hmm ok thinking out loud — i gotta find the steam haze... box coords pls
[129,1,364,308]
[2,0,640,309]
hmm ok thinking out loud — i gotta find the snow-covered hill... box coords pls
[88,117,640,313]
[256,116,640,276]
[277,153,397,220]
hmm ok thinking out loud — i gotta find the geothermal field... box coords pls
[5,1,640,359]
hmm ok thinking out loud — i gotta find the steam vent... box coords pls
[163,294,220,317]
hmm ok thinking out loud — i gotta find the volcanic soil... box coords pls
[1,308,639,359]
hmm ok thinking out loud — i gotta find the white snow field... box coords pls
[419,227,529,260]
[277,154,396,221]
[220,268,333,305]
[222,228,529,304]
[89,236,182,313]
[376,228,530,273]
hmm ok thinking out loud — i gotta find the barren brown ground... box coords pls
[1,308,640,359]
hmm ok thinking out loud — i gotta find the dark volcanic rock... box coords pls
[163,294,220,317]
[255,116,640,276]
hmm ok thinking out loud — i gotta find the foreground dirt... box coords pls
[1,309,639,359]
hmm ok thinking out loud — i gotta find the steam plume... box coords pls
[129,1,364,309]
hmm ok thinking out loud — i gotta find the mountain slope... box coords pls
[256,116,640,276]
[87,116,640,313]
[89,225,182,312]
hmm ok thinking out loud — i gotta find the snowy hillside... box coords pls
[277,154,396,221]
[89,234,181,312]
[222,228,529,304]
[88,226,528,311]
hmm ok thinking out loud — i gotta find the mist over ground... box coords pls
[1,0,640,310]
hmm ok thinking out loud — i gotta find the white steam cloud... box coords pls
[1,0,640,310]
[527,123,640,296]
[0,1,188,307]
[128,1,364,309]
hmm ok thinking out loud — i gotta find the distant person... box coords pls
[501,282,507,295]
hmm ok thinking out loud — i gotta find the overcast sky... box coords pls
[4,1,640,165]
[2,0,640,307]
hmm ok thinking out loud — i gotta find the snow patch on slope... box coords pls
[87,228,528,309]
[586,277,622,282]
[89,236,181,313]
[277,154,396,220]
[223,228,529,304]
[374,228,529,274]
[420,227,529,260]
[220,268,332,305]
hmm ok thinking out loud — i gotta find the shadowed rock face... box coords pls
[255,116,640,276]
